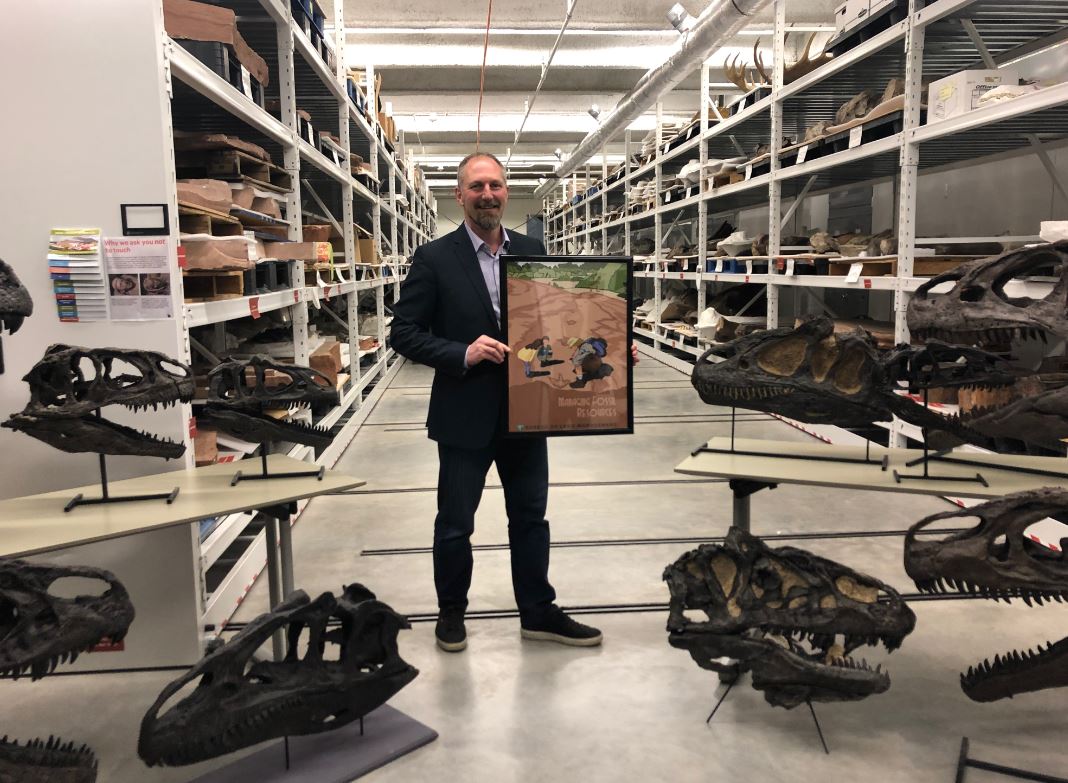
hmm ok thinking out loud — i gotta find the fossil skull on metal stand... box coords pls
[905,487,1068,702]
[0,259,33,374]
[665,527,915,709]
[199,356,339,483]
[0,559,135,783]
[0,559,135,681]
[2,345,193,459]
[138,585,417,766]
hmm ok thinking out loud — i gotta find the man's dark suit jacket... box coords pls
[391,223,547,449]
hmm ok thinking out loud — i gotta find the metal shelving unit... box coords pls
[162,0,436,640]
[544,0,1067,450]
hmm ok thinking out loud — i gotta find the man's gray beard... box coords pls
[474,212,501,230]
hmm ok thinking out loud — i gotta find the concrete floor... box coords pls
[5,356,1068,781]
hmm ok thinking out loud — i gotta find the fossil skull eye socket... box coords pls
[752,562,782,594]
[756,335,807,377]
[959,285,985,302]
[832,345,868,395]
[160,360,189,378]
[990,533,1010,562]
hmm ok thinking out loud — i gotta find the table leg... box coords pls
[264,515,284,661]
[727,479,777,534]
[278,513,294,598]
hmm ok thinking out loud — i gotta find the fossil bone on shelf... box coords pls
[0,735,98,783]
[0,558,135,681]
[1,345,194,458]
[904,487,1068,702]
[664,527,915,708]
[138,584,418,766]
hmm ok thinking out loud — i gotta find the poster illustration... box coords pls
[500,255,633,437]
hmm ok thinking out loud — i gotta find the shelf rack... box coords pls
[158,0,440,638]
[543,0,1068,451]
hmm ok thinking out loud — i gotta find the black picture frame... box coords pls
[120,203,170,236]
[499,254,634,438]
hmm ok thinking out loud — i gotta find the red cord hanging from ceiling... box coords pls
[476,0,494,150]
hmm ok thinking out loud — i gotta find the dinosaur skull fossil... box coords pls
[0,260,33,335]
[200,356,338,447]
[692,317,891,427]
[692,316,1012,443]
[0,736,98,783]
[905,488,1068,702]
[2,345,193,458]
[0,559,135,681]
[139,584,418,766]
[961,382,1068,452]
[665,527,915,708]
[908,241,1068,346]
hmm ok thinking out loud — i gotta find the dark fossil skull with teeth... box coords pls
[960,381,1068,452]
[0,260,33,335]
[139,584,418,767]
[665,527,915,709]
[908,241,1068,346]
[0,559,135,681]
[199,356,338,448]
[905,487,1068,702]
[691,316,1009,442]
[1,345,193,458]
[0,735,98,783]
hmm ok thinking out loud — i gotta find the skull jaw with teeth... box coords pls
[1,345,194,458]
[664,527,914,709]
[200,357,339,448]
[960,384,1068,452]
[0,736,98,783]
[0,559,135,681]
[907,241,1068,345]
[139,585,417,767]
[905,487,1068,702]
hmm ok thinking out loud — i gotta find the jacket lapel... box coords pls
[452,224,499,330]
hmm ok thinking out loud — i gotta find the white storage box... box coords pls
[834,0,869,34]
[927,69,1019,123]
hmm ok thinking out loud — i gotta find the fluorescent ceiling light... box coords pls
[343,24,835,37]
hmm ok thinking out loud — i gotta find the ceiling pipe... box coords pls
[534,0,773,198]
[506,0,580,170]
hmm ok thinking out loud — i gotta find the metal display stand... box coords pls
[231,448,326,486]
[65,451,180,512]
[955,737,1068,783]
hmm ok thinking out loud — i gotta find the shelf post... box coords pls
[697,61,709,314]
[766,0,785,330]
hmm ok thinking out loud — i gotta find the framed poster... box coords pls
[500,255,633,437]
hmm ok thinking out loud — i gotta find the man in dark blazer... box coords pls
[391,152,603,652]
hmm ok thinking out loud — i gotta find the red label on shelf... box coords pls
[177,247,187,269]
[188,416,197,439]
[679,272,684,279]
[744,275,750,283]
[293,290,300,303]
[864,278,872,289]
[89,637,125,653]
[326,286,333,300]
[249,297,261,319]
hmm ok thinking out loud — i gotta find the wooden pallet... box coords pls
[827,255,980,277]
[183,270,244,302]
[178,202,243,237]
[178,150,293,191]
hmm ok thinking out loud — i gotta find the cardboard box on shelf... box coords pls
[263,241,332,262]
[310,340,342,385]
[193,428,218,466]
[356,238,380,265]
[928,69,1019,123]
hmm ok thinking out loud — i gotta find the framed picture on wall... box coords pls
[499,255,633,437]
